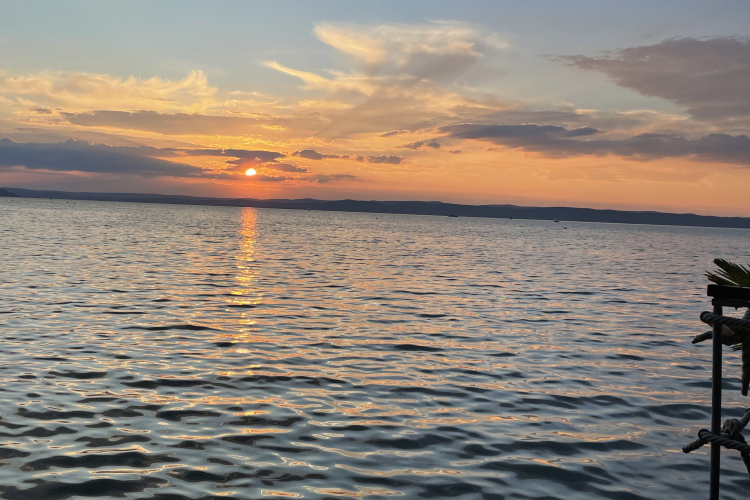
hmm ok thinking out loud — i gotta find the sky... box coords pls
[1,0,750,215]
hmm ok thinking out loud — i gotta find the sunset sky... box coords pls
[2,0,750,215]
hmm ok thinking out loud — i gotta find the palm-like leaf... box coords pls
[706,258,750,287]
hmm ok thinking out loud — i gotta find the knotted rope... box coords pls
[683,409,750,474]
[694,311,750,396]
[699,312,750,332]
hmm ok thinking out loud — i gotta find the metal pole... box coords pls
[710,302,722,500]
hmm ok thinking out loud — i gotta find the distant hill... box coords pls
[2,186,749,229]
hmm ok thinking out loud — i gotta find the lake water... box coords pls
[1,197,750,500]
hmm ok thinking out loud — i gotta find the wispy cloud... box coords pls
[291,149,405,164]
[0,70,217,112]
[556,37,750,125]
[314,21,507,82]
[308,173,357,183]
[357,154,405,164]
[61,110,267,136]
[263,21,510,137]
[401,139,440,150]
[266,163,308,173]
[292,149,346,160]
[380,129,409,137]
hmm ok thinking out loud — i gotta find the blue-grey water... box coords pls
[1,197,749,500]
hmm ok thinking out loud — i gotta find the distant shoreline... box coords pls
[2,186,750,230]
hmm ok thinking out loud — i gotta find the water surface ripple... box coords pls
[1,198,750,499]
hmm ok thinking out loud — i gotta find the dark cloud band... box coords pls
[0,139,362,184]
[0,138,206,177]
[439,124,750,164]
[0,138,291,178]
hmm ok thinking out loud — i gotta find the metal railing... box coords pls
[682,285,750,499]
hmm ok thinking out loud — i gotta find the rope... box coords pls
[683,409,750,453]
[696,429,750,454]
[742,408,750,429]
[692,330,745,346]
[692,331,715,345]
[683,409,750,474]
[700,312,750,332]
[696,311,750,396]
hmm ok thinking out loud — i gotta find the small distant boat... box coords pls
[448,214,459,218]
[554,217,559,223]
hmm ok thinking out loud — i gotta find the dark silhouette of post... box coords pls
[710,302,722,500]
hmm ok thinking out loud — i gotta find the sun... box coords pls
[245,168,257,176]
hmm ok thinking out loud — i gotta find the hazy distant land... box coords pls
[2,186,749,229]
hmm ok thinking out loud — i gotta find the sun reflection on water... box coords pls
[232,207,261,309]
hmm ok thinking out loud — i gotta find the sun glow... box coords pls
[245,168,257,176]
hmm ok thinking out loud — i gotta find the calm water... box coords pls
[1,198,750,500]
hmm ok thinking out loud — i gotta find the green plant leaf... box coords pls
[706,258,750,287]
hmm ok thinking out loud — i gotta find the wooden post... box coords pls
[710,302,722,500]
